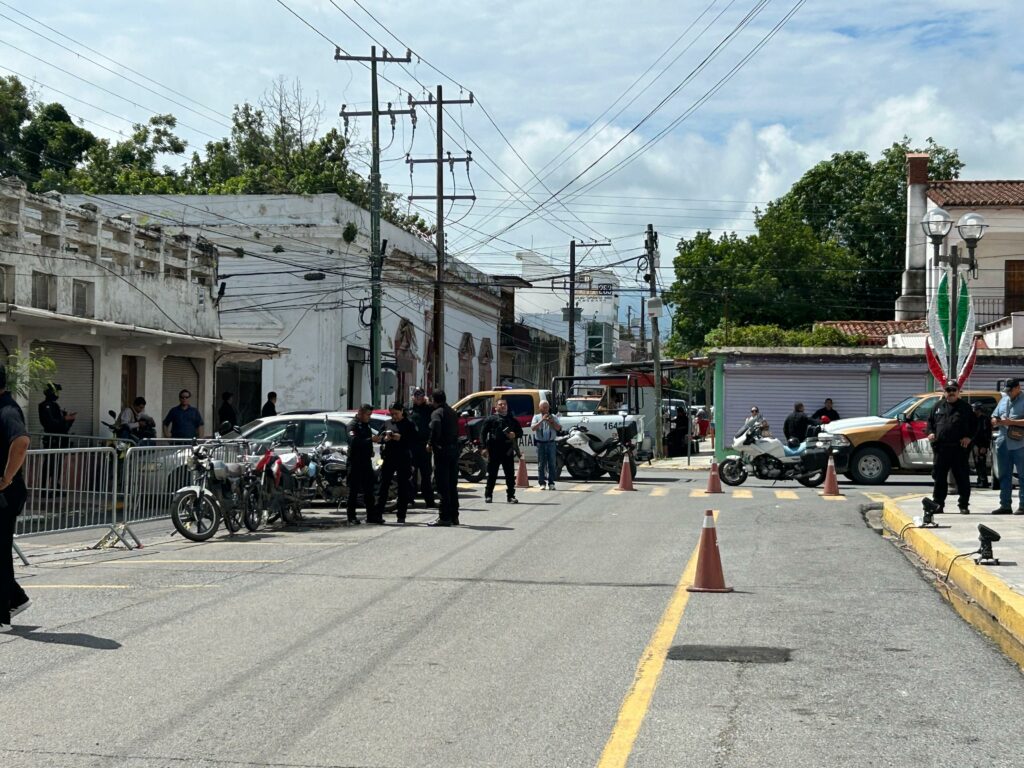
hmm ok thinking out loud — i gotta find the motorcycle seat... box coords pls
[224,462,246,477]
[782,442,808,458]
[592,438,617,454]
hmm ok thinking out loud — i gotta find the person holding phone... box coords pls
[481,398,523,504]
[0,365,31,632]
[531,400,561,490]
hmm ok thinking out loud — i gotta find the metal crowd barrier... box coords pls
[16,446,117,537]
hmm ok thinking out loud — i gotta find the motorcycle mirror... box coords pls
[219,421,233,435]
[108,410,117,419]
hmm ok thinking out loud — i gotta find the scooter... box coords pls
[717,417,831,487]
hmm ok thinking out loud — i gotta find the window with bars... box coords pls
[31,271,57,311]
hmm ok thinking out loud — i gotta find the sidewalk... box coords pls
[878,486,1024,669]
[649,451,715,471]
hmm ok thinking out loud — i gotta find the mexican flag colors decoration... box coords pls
[925,271,978,387]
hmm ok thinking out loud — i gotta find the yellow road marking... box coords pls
[650,487,669,497]
[605,488,624,495]
[774,490,799,500]
[525,486,545,493]
[572,484,591,492]
[689,489,707,498]
[103,559,285,565]
[732,489,753,499]
[596,512,709,768]
[821,495,848,502]
[24,584,131,590]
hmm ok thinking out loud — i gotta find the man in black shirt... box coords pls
[812,398,840,422]
[375,403,416,524]
[261,392,278,418]
[429,390,460,526]
[346,404,381,524]
[408,388,436,508]
[0,366,31,631]
[783,402,812,445]
[481,398,524,504]
[927,380,976,514]
[38,383,74,487]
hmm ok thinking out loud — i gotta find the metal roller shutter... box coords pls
[723,365,870,438]
[878,367,931,414]
[162,356,201,420]
[965,363,1024,392]
[28,342,95,436]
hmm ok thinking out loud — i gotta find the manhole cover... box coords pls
[666,644,792,663]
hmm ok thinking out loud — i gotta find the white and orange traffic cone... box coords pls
[706,461,724,494]
[687,510,733,593]
[516,454,530,488]
[821,454,843,497]
[617,456,636,491]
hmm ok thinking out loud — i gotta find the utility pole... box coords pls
[645,224,665,460]
[639,296,647,357]
[565,239,611,376]
[336,46,413,407]
[407,86,475,392]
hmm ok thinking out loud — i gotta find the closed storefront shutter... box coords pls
[965,363,1024,393]
[878,367,931,414]
[28,342,95,436]
[162,356,201,421]
[723,364,870,439]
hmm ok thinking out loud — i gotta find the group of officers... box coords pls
[342,389,538,527]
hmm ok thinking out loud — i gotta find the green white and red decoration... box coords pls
[925,271,977,386]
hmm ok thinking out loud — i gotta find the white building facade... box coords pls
[69,194,502,420]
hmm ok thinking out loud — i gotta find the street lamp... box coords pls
[920,207,987,382]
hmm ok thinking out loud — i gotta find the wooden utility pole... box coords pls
[407,86,475,392]
[336,46,413,407]
[645,224,664,459]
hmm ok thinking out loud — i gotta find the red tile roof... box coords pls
[816,320,927,346]
[927,180,1024,207]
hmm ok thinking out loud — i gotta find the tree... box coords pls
[4,347,56,399]
[18,102,96,190]
[0,75,31,177]
[664,137,962,354]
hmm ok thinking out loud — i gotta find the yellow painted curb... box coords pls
[881,498,1024,668]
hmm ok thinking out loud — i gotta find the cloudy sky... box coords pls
[4,0,1024,311]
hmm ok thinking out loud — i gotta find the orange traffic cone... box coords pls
[687,510,733,593]
[516,455,530,488]
[706,462,723,494]
[821,454,842,497]
[617,456,635,491]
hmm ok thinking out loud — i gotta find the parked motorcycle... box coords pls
[171,439,263,541]
[457,435,487,482]
[717,417,830,487]
[555,421,637,481]
[253,440,315,526]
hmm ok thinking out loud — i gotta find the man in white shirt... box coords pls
[531,400,561,490]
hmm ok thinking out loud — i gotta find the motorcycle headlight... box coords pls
[114,440,130,452]
[822,433,850,447]
[186,455,197,471]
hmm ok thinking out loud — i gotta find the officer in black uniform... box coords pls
[38,383,74,487]
[481,398,524,504]
[429,390,460,526]
[927,379,976,514]
[375,403,416,524]
[346,404,382,524]
[408,387,436,508]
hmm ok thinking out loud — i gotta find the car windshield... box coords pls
[881,396,921,419]
[565,398,600,413]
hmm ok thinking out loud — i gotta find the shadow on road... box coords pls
[10,626,121,650]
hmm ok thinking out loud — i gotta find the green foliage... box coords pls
[4,347,57,399]
[342,221,359,243]
[702,322,864,348]
[665,137,962,355]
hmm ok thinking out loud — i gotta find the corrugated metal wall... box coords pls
[28,342,95,436]
[878,366,931,414]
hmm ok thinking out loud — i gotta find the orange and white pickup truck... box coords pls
[822,389,1000,484]
[452,388,649,462]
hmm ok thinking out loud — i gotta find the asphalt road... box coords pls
[2,472,1023,768]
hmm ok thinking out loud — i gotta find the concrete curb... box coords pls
[881,499,1024,669]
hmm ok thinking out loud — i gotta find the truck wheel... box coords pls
[849,447,891,485]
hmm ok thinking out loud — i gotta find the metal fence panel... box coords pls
[16,447,117,536]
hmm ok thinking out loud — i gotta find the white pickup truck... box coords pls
[453,388,648,461]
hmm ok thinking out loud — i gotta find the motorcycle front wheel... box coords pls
[565,452,596,480]
[242,482,265,532]
[718,458,748,486]
[171,491,220,541]
[458,452,486,483]
[796,470,825,488]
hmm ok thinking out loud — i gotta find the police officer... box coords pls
[0,365,31,631]
[346,404,382,524]
[38,383,75,487]
[375,403,416,524]
[408,387,436,508]
[927,379,975,514]
[428,390,460,526]
[972,401,993,488]
[481,398,523,504]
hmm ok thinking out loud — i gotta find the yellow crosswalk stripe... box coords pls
[821,495,848,502]
[571,484,591,492]
[650,487,669,497]
[605,487,624,495]
[732,489,753,499]
[690,489,708,498]
[774,490,799,500]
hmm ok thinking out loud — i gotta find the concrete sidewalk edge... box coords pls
[881,499,1024,669]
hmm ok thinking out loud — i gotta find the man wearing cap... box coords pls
[926,380,975,514]
[38,383,75,487]
[408,387,436,509]
[992,378,1024,514]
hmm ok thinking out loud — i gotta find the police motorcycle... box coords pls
[458,420,487,482]
[717,416,831,487]
[171,428,264,541]
[555,419,638,481]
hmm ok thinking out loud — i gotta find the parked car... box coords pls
[823,390,1001,484]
